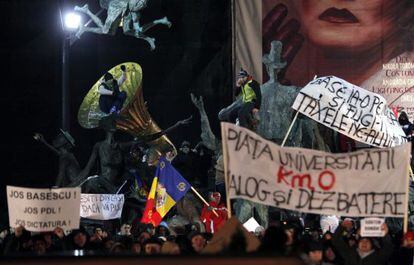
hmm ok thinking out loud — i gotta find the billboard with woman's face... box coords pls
[235,0,414,120]
[262,0,414,117]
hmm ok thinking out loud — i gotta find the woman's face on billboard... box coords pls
[296,0,401,52]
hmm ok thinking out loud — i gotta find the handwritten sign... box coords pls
[80,194,124,220]
[360,217,385,237]
[221,123,411,217]
[7,186,81,232]
[292,76,407,148]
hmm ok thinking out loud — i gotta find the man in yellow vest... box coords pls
[219,69,261,128]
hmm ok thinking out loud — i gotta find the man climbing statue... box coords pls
[98,64,127,114]
[218,69,261,129]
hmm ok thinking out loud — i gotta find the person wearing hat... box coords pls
[300,240,327,265]
[218,68,261,129]
[142,237,163,255]
[200,192,228,233]
[172,140,197,183]
[332,219,393,265]
[98,65,127,114]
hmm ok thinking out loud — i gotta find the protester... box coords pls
[188,231,206,254]
[399,111,414,142]
[300,240,329,265]
[258,225,287,255]
[218,69,261,129]
[30,235,47,255]
[68,227,91,251]
[142,237,163,255]
[98,65,127,114]
[130,240,142,254]
[332,219,393,265]
[200,192,228,233]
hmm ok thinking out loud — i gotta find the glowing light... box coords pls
[64,13,81,30]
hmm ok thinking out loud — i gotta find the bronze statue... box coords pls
[81,115,192,193]
[33,130,82,187]
[74,0,171,50]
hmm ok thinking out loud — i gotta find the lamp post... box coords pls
[59,11,81,132]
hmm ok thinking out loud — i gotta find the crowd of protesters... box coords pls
[0,110,413,264]
[1,214,414,265]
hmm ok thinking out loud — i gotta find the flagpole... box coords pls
[281,111,299,147]
[404,166,410,234]
[281,76,317,147]
[221,122,232,218]
[190,187,219,217]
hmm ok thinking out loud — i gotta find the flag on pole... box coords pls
[140,176,162,225]
[141,156,191,226]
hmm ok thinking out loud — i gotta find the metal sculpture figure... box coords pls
[33,130,82,187]
[81,115,192,194]
[78,62,179,165]
[190,93,220,154]
[74,0,171,50]
[258,40,328,150]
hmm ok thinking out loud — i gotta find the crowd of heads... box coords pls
[1,214,414,265]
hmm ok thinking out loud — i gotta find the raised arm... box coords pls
[159,115,192,136]
[117,65,127,86]
[375,224,394,263]
[120,116,193,150]
[331,219,356,262]
[33,133,59,155]
[190,93,219,152]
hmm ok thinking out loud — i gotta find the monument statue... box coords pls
[74,0,171,50]
[33,130,83,187]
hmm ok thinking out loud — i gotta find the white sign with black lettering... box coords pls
[360,217,385,237]
[7,186,81,232]
[292,76,407,148]
[221,123,411,217]
[80,194,124,220]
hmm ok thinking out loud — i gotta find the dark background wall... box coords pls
[0,0,232,222]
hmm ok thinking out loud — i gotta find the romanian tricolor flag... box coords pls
[141,156,191,226]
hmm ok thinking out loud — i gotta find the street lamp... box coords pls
[64,13,81,30]
[59,10,81,132]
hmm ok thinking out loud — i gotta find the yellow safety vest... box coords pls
[241,80,256,103]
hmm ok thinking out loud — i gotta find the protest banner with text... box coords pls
[7,186,81,232]
[80,194,124,220]
[292,76,407,148]
[360,217,385,237]
[221,123,411,217]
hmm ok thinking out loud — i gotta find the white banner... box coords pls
[80,194,124,220]
[7,186,81,232]
[222,123,411,217]
[360,217,385,237]
[292,76,407,148]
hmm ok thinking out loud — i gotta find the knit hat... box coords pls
[237,68,249,78]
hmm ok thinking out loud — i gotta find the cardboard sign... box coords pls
[221,123,411,217]
[360,217,385,237]
[320,215,339,234]
[292,76,407,148]
[243,217,261,232]
[7,186,81,232]
[80,194,124,220]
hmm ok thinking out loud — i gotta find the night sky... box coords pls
[0,0,232,222]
